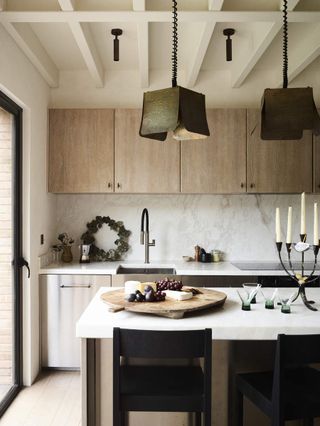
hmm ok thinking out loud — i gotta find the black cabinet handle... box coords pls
[240,183,245,188]
[16,257,30,278]
[117,183,121,189]
[250,183,255,189]
[107,182,112,189]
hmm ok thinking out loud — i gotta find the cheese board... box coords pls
[100,287,227,319]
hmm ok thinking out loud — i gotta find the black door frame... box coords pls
[0,90,23,416]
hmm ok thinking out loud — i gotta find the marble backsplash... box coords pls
[55,194,320,262]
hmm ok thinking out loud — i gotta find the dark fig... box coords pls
[126,293,136,302]
[144,285,154,293]
[136,293,145,302]
[145,291,155,302]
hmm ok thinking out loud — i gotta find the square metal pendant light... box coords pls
[261,0,320,140]
[261,87,320,140]
[139,86,209,141]
[139,0,210,142]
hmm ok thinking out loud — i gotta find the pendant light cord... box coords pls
[172,0,178,87]
[282,0,288,88]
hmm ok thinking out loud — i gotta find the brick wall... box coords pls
[0,108,13,388]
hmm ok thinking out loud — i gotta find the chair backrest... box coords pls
[272,334,320,421]
[113,328,212,359]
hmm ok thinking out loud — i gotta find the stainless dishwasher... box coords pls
[40,274,110,369]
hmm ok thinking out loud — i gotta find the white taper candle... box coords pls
[286,206,292,244]
[301,192,306,235]
[276,208,281,243]
[314,203,318,245]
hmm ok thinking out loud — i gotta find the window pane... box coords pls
[0,106,13,399]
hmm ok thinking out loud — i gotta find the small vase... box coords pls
[61,246,73,263]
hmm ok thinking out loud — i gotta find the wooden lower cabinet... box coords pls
[181,109,247,193]
[114,109,181,193]
[49,109,114,193]
[247,109,313,193]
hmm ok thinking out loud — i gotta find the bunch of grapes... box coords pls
[154,290,166,302]
[156,278,183,291]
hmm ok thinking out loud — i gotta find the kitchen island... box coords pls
[77,287,320,426]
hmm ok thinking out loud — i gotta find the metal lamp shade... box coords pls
[261,87,320,140]
[139,86,210,141]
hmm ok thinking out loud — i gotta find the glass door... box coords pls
[0,91,24,416]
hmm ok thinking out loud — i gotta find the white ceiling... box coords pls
[1,0,320,90]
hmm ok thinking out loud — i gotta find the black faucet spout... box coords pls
[141,208,149,233]
[140,208,155,263]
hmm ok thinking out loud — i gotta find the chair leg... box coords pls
[195,412,201,426]
[236,389,243,426]
[271,418,285,426]
[303,419,314,426]
[113,410,120,426]
[120,410,126,426]
[204,409,211,426]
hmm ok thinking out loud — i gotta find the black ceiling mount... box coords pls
[223,28,235,61]
[111,28,123,61]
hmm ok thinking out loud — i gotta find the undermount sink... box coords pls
[116,266,176,275]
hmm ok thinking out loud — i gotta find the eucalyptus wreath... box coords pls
[81,216,131,261]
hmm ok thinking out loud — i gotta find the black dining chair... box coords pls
[113,327,212,426]
[236,334,320,426]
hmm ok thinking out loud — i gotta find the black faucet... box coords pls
[140,208,155,264]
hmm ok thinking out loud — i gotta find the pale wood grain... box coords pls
[247,109,313,193]
[114,109,181,193]
[181,109,247,193]
[49,109,114,193]
[1,371,81,426]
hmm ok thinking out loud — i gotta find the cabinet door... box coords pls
[49,109,114,193]
[114,109,180,193]
[247,109,312,193]
[181,109,246,193]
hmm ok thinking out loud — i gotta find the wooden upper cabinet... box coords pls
[247,110,313,193]
[114,109,180,193]
[181,109,247,193]
[49,109,114,193]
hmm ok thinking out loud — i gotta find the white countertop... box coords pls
[39,260,295,276]
[76,287,320,340]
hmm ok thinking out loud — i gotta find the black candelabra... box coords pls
[276,234,318,311]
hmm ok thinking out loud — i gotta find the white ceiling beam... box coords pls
[1,11,320,24]
[232,22,282,88]
[279,0,300,10]
[0,0,6,11]
[132,0,145,11]
[186,0,224,87]
[232,0,301,88]
[208,0,224,10]
[1,22,58,87]
[58,0,76,11]
[136,22,149,88]
[276,24,320,86]
[133,0,148,88]
[69,22,104,87]
[58,0,104,87]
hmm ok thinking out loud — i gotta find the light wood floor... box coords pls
[0,370,81,426]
